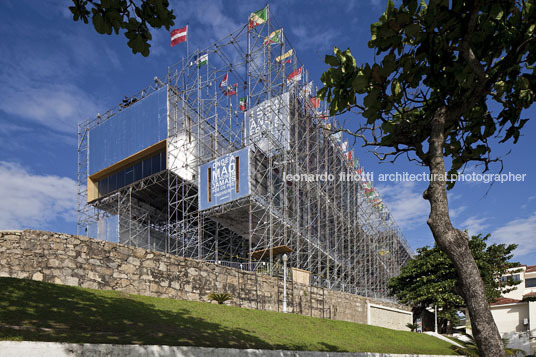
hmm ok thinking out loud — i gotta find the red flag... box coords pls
[287,66,303,83]
[219,73,237,96]
[310,97,320,108]
[170,25,188,47]
[346,150,353,161]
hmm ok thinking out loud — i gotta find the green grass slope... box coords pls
[0,277,459,354]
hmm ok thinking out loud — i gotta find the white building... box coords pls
[490,265,536,355]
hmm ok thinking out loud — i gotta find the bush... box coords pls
[208,292,233,305]
[406,323,418,332]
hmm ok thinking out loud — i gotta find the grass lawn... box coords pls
[0,277,460,354]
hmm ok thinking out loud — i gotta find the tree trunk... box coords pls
[423,107,505,357]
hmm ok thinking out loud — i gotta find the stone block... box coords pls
[118,263,137,274]
[133,248,146,258]
[127,257,140,266]
[142,260,156,268]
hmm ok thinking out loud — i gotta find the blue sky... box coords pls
[1,0,535,265]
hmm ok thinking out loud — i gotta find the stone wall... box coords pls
[0,230,411,330]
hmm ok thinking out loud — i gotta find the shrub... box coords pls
[406,323,418,332]
[208,292,233,305]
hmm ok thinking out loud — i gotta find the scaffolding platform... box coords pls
[77,6,413,299]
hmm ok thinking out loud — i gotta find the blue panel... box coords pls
[89,86,168,175]
[199,148,250,211]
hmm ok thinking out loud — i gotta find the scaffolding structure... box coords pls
[77,8,412,299]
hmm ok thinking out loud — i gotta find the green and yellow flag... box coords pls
[249,6,267,29]
[263,29,282,46]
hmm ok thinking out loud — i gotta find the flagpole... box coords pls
[186,24,189,63]
[246,18,251,147]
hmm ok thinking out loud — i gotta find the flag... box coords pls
[341,141,348,152]
[219,73,237,96]
[276,49,293,63]
[263,28,282,45]
[365,187,375,194]
[310,97,320,108]
[170,25,188,47]
[346,150,353,161]
[240,97,246,111]
[195,53,208,67]
[333,130,342,143]
[300,81,313,98]
[249,6,267,29]
[287,65,303,84]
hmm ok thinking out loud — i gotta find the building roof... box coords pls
[526,265,536,273]
[523,292,536,299]
[491,297,522,306]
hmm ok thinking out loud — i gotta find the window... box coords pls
[97,150,166,197]
[526,278,536,288]
[501,274,522,283]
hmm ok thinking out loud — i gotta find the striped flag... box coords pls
[263,29,283,45]
[249,6,267,29]
[170,25,188,47]
[240,97,247,111]
[195,53,208,67]
[276,49,294,63]
[287,65,303,84]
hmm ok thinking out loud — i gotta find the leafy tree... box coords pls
[69,0,175,56]
[389,234,520,331]
[318,1,535,355]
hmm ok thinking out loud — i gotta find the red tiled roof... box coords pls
[523,292,536,299]
[491,297,522,305]
[526,265,536,272]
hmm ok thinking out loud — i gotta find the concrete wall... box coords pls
[491,303,529,334]
[490,302,535,355]
[0,341,459,357]
[368,304,413,331]
[0,230,411,330]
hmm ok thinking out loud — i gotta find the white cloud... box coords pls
[0,83,98,133]
[491,213,536,258]
[377,181,429,230]
[0,162,77,230]
[0,21,108,133]
[460,216,488,237]
[291,25,339,52]
[450,205,467,219]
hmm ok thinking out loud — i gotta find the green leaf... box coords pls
[352,75,369,92]
[92,13,105,34]
[325,55,339,67]
[405,23,420,38]
[391,79,401,96]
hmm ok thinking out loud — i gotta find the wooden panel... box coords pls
[89,139,167,181]
[87,176,99,202]
[87,139,167,203]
